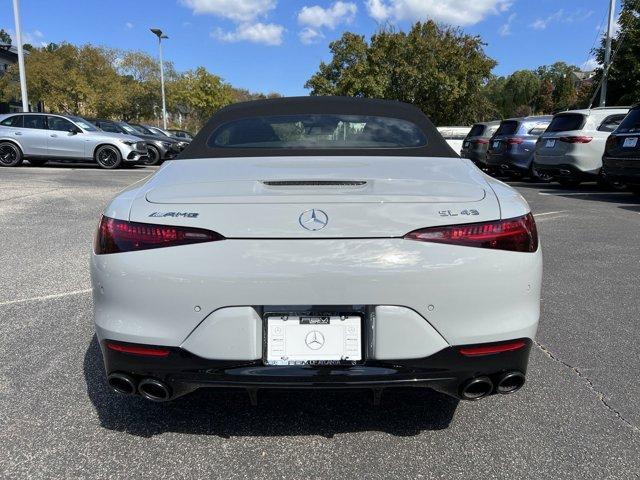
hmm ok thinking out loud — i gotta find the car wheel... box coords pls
[0,142,24,167]
[558,178,581,188]
[528,165,551,183]
[29,158,48,167]
[94,145,123,169]
[142,145,162,166]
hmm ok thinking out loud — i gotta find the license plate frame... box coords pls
[623,137,638,148]
[263,312,364,366]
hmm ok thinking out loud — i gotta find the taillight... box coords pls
[474,139,489,145]
[404,213,538,252]
[94,216,224,254]
[558,136,592,143]
[506,137,524,145]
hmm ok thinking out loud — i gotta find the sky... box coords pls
[1,0,621,96]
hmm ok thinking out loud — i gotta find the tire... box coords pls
[0,141,24,167]
[558,178,581,188]
[597,172,627,191]
[528,164,552,183]
[94,145,123,169]
[28,158,48,167]
[141,145,162,166]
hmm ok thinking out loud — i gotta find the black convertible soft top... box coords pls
[179,96,456,158]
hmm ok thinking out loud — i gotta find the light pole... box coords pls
[150,28,168,129]
[600,0,616,107]
[12,0,29,112]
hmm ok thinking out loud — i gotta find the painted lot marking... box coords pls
[0,288,92,307]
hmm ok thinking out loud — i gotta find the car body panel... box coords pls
[460,121,501,166]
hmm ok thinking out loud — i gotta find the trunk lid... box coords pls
[129,156,502,238]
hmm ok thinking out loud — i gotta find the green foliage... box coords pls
[0,41,276,130]
[305,22,496,125]
[0,29,12,45]
[591,0,640,105]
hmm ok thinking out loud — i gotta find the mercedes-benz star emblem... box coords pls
[299,209,329,231]
[305,330,325,350]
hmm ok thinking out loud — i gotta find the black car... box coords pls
[602,104,640,195]
[89,119,182,166]
[460,121,500,168]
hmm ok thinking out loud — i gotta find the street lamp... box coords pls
[150,28,168,129]
[12,0,29,112]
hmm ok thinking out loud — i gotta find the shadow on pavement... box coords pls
[23,160,153,170]
[84,336,459,439]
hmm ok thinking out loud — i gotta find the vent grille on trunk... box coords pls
[262,180,367,187]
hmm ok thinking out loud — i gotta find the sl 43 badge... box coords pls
[438,209,480,217]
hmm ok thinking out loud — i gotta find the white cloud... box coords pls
[125,22,134,29]
[299,27,324,44]
[531,9,594,30]
[364,0,512,27]
[499,13,516,36]
[212,22,284,45]
[298,1,357,29]
[181,0,276,22]
[581,58,600,71]
[6,28,46,46]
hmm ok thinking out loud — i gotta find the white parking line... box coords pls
[0,288,92,307]
[538,191,629,196]
[534,211,567,217]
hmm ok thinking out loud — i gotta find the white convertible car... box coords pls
[91,97,542,404]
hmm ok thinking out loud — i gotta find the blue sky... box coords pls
[2,0,620,96]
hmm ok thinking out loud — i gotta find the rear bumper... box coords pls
[602,157,640,185]
[101,338,533,400]
[533,162,598,181]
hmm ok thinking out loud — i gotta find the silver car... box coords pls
[0,113,148,169]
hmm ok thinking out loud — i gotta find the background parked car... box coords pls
[143,124,191,149]
[168,129,194,141]
[460,121,501,168]
[436,126,471,154]
[486,115,553,180]
[601,104,640,195]
[533,107,629,188]
[89,119,181,166]
[0,113,147,169]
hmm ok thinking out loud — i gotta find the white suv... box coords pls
[533,107,628,187]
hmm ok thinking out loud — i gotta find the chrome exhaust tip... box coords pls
[107,372,136,395]
[496,371,526,394]
[138,378,172,402]
[460,376,493,400]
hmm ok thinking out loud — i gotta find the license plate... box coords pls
[463,141,470,148]
[265,314,362,365]
[492,141,500,148]
[623,137,638,148]
[545,139,556,148]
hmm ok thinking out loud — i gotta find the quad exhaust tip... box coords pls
[460,376,493,400]
[496,371,526,394]
[138,378,172,402]
[107,373,136,395]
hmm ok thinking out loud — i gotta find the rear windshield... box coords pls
[208,114,427,149]
[547,114,585,133]
[467,124,486,137]
[615,109,640,133]
[495,121,519,136]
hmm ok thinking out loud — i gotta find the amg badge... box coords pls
[149,212,199,218]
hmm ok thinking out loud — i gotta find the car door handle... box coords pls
[14,132,22,136]
[50,134,58,138]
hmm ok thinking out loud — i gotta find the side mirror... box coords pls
[70,127,82,135]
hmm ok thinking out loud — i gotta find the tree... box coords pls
[305,22,496,125]
[0,29,11,46]
[591,0,640,105]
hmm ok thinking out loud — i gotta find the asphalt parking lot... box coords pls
[1,163,639,479]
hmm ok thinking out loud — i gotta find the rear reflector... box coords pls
[459,340,526,356]
[95,216,224,254]
[106,342,171,357]
[558,136,593,144]
[404,213,538,252]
